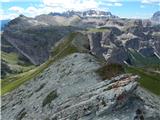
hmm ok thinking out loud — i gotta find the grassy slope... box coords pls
[87,28,109,33]
[128,49,160,66]
[127,49,160,95]
[1,51,19,64]
[96,64,160,95]
[1,32,79,95]
[96,64,124,80]
[1,51,35,75]
[126,66,160,95]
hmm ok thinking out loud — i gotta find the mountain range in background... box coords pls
[1,10,159,32]
[49,10,119,18]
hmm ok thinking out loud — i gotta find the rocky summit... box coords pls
[2,53,160,120]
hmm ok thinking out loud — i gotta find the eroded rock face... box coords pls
[87,19,160,65]
[2,53,160,120]
[88,32,108,57]
[104,46,129,64]
[125,38,140,50]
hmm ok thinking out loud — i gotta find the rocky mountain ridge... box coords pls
[2,14,160,66]
[2,53,160,120]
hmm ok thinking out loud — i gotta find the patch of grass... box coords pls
[142,64,160,72]
[1,66,45,95]
[103,85,113,91]
[126,49,160,95]
[126,66,160,95]
[51,32,79,61]
[1,51,19,64]
[128,49,160,66]
[1,51,35,79]
[1,54,60,95]
[87,28,109,33]
[42,90,58,107]
[96,62,160,95]
[96,64,124,80]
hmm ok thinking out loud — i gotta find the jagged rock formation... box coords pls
[86,20,160,65]
[2,53,160,120]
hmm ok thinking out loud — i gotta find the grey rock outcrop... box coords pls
[104,46,129,64]
[125,38,140,50]
[2,53,160,120]
[88,32,108,57]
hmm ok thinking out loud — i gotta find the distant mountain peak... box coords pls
[49,10,118,18]
[19,14,26,18]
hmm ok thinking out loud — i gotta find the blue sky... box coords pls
[0,0,160,20]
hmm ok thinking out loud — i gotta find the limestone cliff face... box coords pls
[2,53,160,120]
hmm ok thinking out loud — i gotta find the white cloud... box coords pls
[1,0,41,2]
[104,0,121,2]
[7,5,66,19]
[114,3,123,6]
[106,3,113,6]
[141,0,160,4]
[9,6,24,14]
[105,2,123,6]
[42,0,99,11]
[1,0,13,2]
